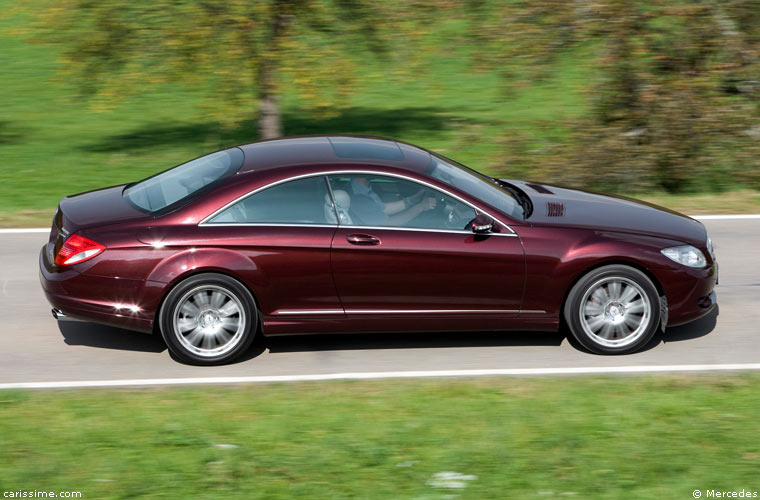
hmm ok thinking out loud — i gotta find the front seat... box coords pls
[324,190,353,224]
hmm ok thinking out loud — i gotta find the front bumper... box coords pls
[659,263,718,327]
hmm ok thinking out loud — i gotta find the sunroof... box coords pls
[328,137,404,161]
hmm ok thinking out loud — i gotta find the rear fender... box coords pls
[146,248,263,290]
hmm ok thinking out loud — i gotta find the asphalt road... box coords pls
[0,218,758,386]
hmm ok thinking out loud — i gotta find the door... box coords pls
[327,173,525,318]
[201,175,342,317]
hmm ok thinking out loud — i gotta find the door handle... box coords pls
[346,234,380,246]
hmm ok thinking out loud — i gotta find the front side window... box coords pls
[327,174,477,231]
[124,148,244,213]
[207,176,332,224]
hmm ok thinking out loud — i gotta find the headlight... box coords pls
[706,236,715,259]
[661,245,707,268]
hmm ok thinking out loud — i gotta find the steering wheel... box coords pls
[413,189,468,229]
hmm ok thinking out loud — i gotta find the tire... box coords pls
[563,265,661,355]
[159,273,258,365]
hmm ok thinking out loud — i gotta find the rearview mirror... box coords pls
[471,214,494,234]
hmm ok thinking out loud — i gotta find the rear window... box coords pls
[124,148,244,213]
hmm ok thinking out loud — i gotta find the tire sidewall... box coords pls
[564,265,661,355]
[159,273,258,365]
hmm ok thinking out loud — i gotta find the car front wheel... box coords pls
[159,273,258,365]
[564,265,661,354]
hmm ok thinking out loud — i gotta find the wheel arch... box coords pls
[151,267,264,336]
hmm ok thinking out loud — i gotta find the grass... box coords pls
[1,375,759,499]
[0,374,760,499]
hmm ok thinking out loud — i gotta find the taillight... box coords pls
[54,234,105,266]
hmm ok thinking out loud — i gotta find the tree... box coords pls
[468,0,760,193]
[20,0,433,139]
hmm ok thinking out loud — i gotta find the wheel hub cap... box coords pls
[199,310,222,331]
[605,302,626,324]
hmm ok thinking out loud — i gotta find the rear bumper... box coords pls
[39,245,158,333]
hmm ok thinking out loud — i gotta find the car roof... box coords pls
[237,135,432,174]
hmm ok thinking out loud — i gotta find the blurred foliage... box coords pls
[1,0,760,214]
[470,0,760,192]
[12,0,447,138]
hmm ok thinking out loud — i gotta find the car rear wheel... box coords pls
[159,273,257,365]
[564,265,661,354]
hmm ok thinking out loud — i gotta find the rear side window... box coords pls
[124,148,244,213]
[206,176,332,225]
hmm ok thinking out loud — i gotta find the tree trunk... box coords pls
[258,62,282,139]
[257,10,286,139]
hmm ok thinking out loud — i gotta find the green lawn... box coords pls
[1,375,759,499]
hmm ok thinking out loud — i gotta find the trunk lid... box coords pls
[47,185,149,264]
[58,184,148,232]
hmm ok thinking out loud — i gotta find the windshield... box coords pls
[124,148,244,213]
[427,154,523,219]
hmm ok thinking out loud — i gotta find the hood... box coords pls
[506,180,707,246]
[58,184,149,232]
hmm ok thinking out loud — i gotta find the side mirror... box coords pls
[471,213,494,234]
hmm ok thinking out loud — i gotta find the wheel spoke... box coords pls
[613,323,629,338]
[193,291,210,307]
[219,301,240,318]
[204,332,217,350]
[608,281,622,301]
[591,287,607,304]
[220,317,239,332]
[185,326,205,347]
[623,314,642,330]
[619,284,638,305]
[584,301,604,316]
[585,315,606,332]
[180,301,200,317]
[210,291,226,308]
[177,317,198,333]
[626,299,645,314]
[598,322,614,340]
[215,329,232,344]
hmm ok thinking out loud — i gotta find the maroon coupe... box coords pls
[39,136,717,364]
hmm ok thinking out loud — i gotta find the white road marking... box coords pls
[0,228,49,234]
[2,364,760,390]
[691,214,760,220]
[1,215,759,234]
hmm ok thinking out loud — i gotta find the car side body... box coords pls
[39,136,717,363]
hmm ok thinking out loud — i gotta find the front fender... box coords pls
[520,227,684,319]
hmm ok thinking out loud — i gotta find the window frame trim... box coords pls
[199,170,517,236]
